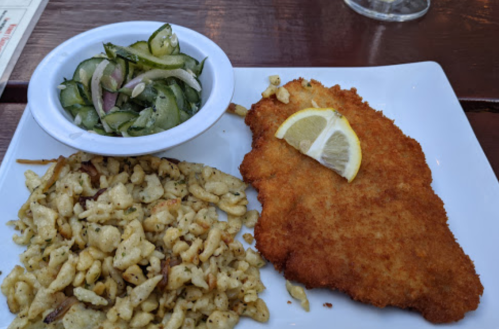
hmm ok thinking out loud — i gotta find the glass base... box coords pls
[344,0,430,22]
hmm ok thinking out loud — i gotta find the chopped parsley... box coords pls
[125,207,137,215]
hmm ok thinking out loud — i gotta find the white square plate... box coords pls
[1,63,498,329]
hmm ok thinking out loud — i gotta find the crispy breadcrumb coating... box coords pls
[240,79,483,323]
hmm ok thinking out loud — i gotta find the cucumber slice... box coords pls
[164,77,179,85]
[116,93,128,107]
[156,54,205,77]
[91,124,115,136]
[130,107,155,130]
[130,83,158,106]
[168,83,186,112]
[77,83,92,105]
[128,107,161,136]
[129,41,151,54]
[120,101,142,112]
[75,106,100,130]
[125,59,135,83]
[102,110,139,131]
[116,61,134,107]
[104,43,185,70]
[176,54,206,76]
[65,104,82,118]
[128,127,163,137]
[117,118,136,137]
[128,125,163,137]
[72,58,105,88]
[148,23,179,56]
[179,110,191,123]
[59,80,91,109]
[183,84,201,104]
[128,42,154,71]
[189,102,200,114]
[195,57,206,76]
[153,84,180,130]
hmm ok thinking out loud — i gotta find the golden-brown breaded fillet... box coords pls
[240,79,483,323]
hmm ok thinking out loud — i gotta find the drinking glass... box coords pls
[344,0,430,22]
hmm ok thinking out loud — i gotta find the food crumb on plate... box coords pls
[243,233,254,244]
[226,102,248,117]
[286,280,310,312]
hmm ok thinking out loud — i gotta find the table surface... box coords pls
[0,0,498,177]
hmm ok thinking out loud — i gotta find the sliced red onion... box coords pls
[122,69,201,94]
[111,63,124,83]
[103,91,118,113]
[103,63,125,113]
[91,60,112,132]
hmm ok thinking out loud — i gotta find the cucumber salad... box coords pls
[58,24,206,137]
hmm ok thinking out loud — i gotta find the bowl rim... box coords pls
[28,21,234,156]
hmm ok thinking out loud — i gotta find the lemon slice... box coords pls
[275,108,362,182]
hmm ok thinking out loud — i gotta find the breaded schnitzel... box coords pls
[240,79,483,323]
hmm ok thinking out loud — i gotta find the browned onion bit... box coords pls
[16,158,58,165]
[78,188,107,209]
[207,273,217,290]
[161,157,180,164]
[157,258,171,291]
[226,102,237,114]
[169,257,182,267]
[158,257,182,291]
[43,296,78,324]
[79,161,100,187]
[43,156,66,193]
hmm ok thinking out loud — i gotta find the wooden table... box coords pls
[0,0,498,176]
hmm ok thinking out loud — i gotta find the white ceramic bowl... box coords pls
[28,21,234,156]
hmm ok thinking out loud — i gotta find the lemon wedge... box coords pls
[275,108,362,182]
